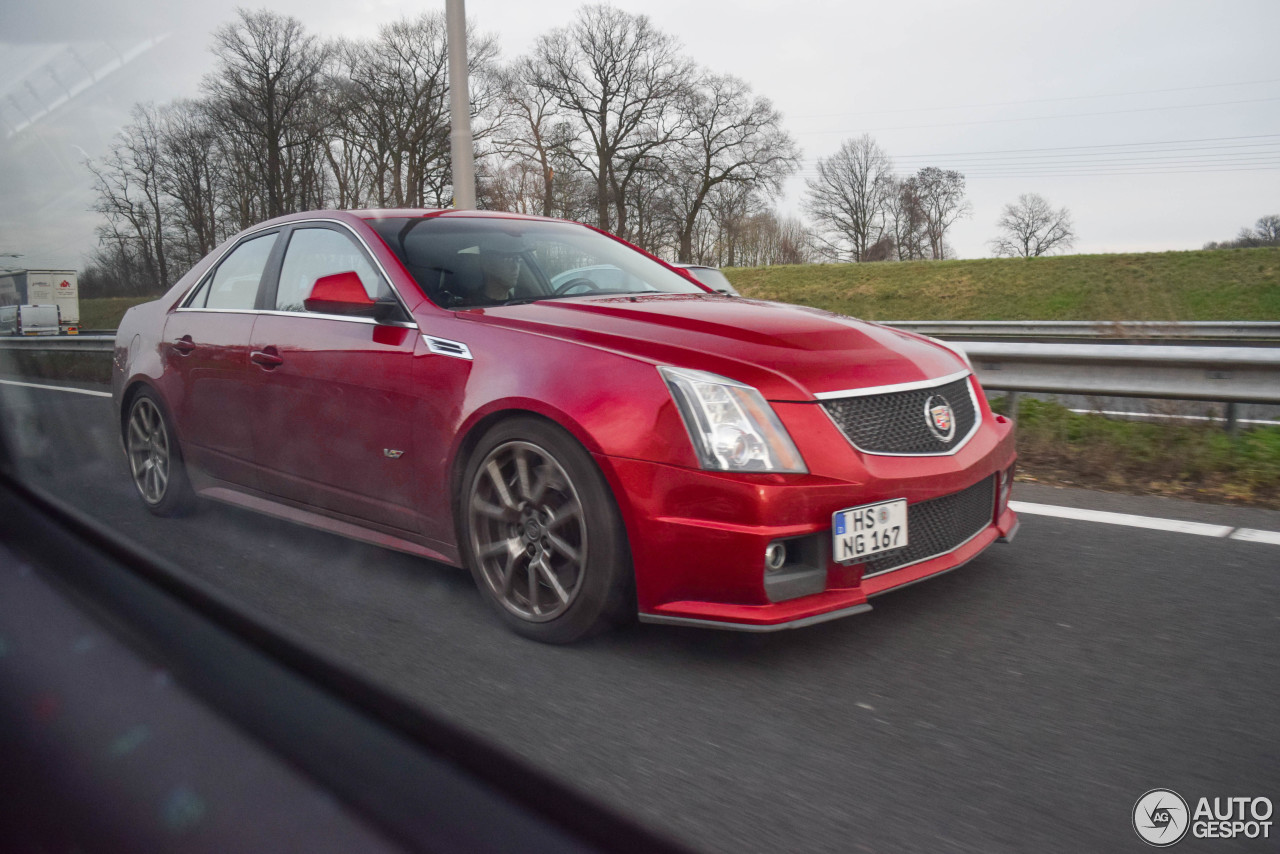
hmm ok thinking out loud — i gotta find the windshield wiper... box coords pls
[497,289,670,307]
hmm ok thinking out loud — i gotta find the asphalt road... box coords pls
[4,378,1280,853]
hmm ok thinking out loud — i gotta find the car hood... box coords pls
[455,294,965,401]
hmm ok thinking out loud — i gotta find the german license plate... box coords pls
[832,499,908,564]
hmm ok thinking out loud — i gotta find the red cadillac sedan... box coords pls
[112,209,1018,642]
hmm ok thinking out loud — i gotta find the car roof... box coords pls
[248,209,582,231]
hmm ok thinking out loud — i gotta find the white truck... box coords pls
[0,304,62,336]
[0,269,79,332]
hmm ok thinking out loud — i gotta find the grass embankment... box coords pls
[724,247,1280,321]
[995,398,1280,508]
[74,249,1280,507]
[79,296,155,331]
[82,247,1280,327]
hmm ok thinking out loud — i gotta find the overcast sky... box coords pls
[1,0,1277,267]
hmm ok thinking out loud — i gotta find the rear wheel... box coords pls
[124,389,196,517]
[461,418,631,643]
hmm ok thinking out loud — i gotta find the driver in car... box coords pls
[479,252,520,303]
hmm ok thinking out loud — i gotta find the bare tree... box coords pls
[81,241,156,298]
[490,57,573,217]
[624,156,680,254]
[321,63,379,210]
[85,103,172,292]
[1205,214,1280,249]
[202,9,332,219]
[483,158,553,215]
[710,203,816,268]
[772,215,818,266]
[157,99,225,265]
[1255,214,1280,244]
[886,175,927,261]
[533,5,692,237]
[915,166,969,260]
[704,183,759,267]
[864,236,895,262]
[803,135,895,262]
[336,15,499,209]
[989,193,1076,258]
[665,72,799,262]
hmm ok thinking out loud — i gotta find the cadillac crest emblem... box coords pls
[924,395,956,442]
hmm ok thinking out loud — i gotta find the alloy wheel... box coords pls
[126,397,172,505]
[467,440,588,622]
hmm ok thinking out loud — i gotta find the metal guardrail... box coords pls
[3,333,1277,422]
[886,320,1280,340]
[959,342,1280,405]
[0,334,115,353]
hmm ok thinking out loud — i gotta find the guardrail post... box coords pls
[1225,402,1239,436]
[1005,391,1020,421]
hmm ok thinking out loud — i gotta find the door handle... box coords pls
[172,335,196,355]
[250,348,284,368]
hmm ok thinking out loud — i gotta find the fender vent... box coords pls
[424,336,472,360]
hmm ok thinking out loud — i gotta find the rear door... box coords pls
[248,224,423,534]
[162,230,279,488]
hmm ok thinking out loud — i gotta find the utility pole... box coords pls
[446,0,476,210]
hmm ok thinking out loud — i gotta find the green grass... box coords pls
[724,247,1280,321]
[83,247,1280,328]
[998,398,1280,508]
[79,296,159,331]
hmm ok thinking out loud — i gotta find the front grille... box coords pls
[862,476,995,577]
[821,375,978,455]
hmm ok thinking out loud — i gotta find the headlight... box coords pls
[659,366,807,474]
[922,335,973,370]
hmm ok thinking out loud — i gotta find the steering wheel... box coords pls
[552,277,603,296]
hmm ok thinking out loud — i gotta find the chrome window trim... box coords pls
[181,229,282,310]
[179,217,415,318]
[423,336,473,360]
[179,238,253,307]
[818,372,982,458]
[172,306,418,329]
[813,368,971,400]
[172,307,259,316]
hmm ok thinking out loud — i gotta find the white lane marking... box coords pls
[0,378,112,398]
[1230,528,1280,546]
[1010,501,1234,537]
[1067,409,1280,427]
[1009,500,1280,546]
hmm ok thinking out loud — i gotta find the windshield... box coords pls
[368,217,705,309]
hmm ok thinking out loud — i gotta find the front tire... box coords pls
[124,389,196,517]
[461,418,632,643]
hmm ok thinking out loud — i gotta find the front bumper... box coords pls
[599,410,1018,632]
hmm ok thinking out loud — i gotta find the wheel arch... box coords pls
[448,406,589,547]
[447,406,636,587]
[118,378,188,457]
[450,408,638,639]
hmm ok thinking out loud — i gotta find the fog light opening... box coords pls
[764,541,788,572]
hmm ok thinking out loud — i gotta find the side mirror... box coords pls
[304,271,376,316]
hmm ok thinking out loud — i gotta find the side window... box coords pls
[275,227,390,313]
[188,233,277,310]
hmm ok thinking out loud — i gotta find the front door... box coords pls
[248,225,422,533]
